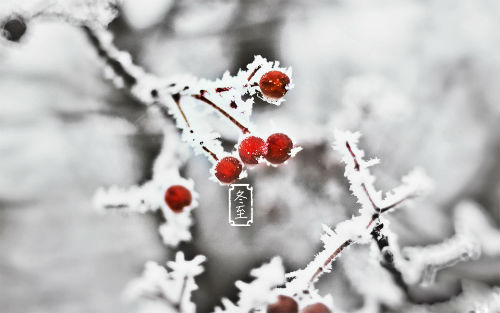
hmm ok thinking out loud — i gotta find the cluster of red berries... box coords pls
[165,71,293,196]
[267,295,331,313]
[213,70,293,184]
[164,185,192,213]
[214,133,294,184]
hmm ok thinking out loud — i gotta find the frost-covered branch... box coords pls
[402,200,500,285]
[341,200,500,312]
[81,24,300,184]
[86,25,299,177]
[341,248,404,313]
[284,130,432,296]
[277,131,499,313]
[370,223,408,296]
[1,0,119,44]
[1,0,305,253]
[125,252,206,313]
[213,257,286,313]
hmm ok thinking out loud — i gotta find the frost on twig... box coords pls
[284,130,432,296]
[94,126,197,247]
[213,257,286,313]
[125,252,206,313]
[402,200,500,285]
[333,130,433,216]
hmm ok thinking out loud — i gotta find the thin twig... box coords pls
[380,193,415,213]
[82,26,138,87]
[174,276,189,312]
[192,93,250,134]
[309,239,353,284]
[362,183,380,211]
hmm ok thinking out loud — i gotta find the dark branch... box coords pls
[82,26,137,87]
[370,223,409,297]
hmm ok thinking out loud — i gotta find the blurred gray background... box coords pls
[1,0,499,312]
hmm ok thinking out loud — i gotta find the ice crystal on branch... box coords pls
[213,257,286,313]
[126,252,206,313]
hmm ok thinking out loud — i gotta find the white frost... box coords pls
[126,252,206,313]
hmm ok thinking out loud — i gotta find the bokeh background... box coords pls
[1,0,499,312]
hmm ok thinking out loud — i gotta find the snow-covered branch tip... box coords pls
[125,252,206,313]
[213,257,287,313]
[94,127,197,247]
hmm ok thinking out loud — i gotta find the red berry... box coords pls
[215,157,242,184]
[300,303,331,313]
[238,136,268,165]
[164,185,192,213]
[267,295,298,313]
[265,133,293,164]
[259,71,290,99]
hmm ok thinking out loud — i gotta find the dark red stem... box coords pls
[192,94,250,134]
